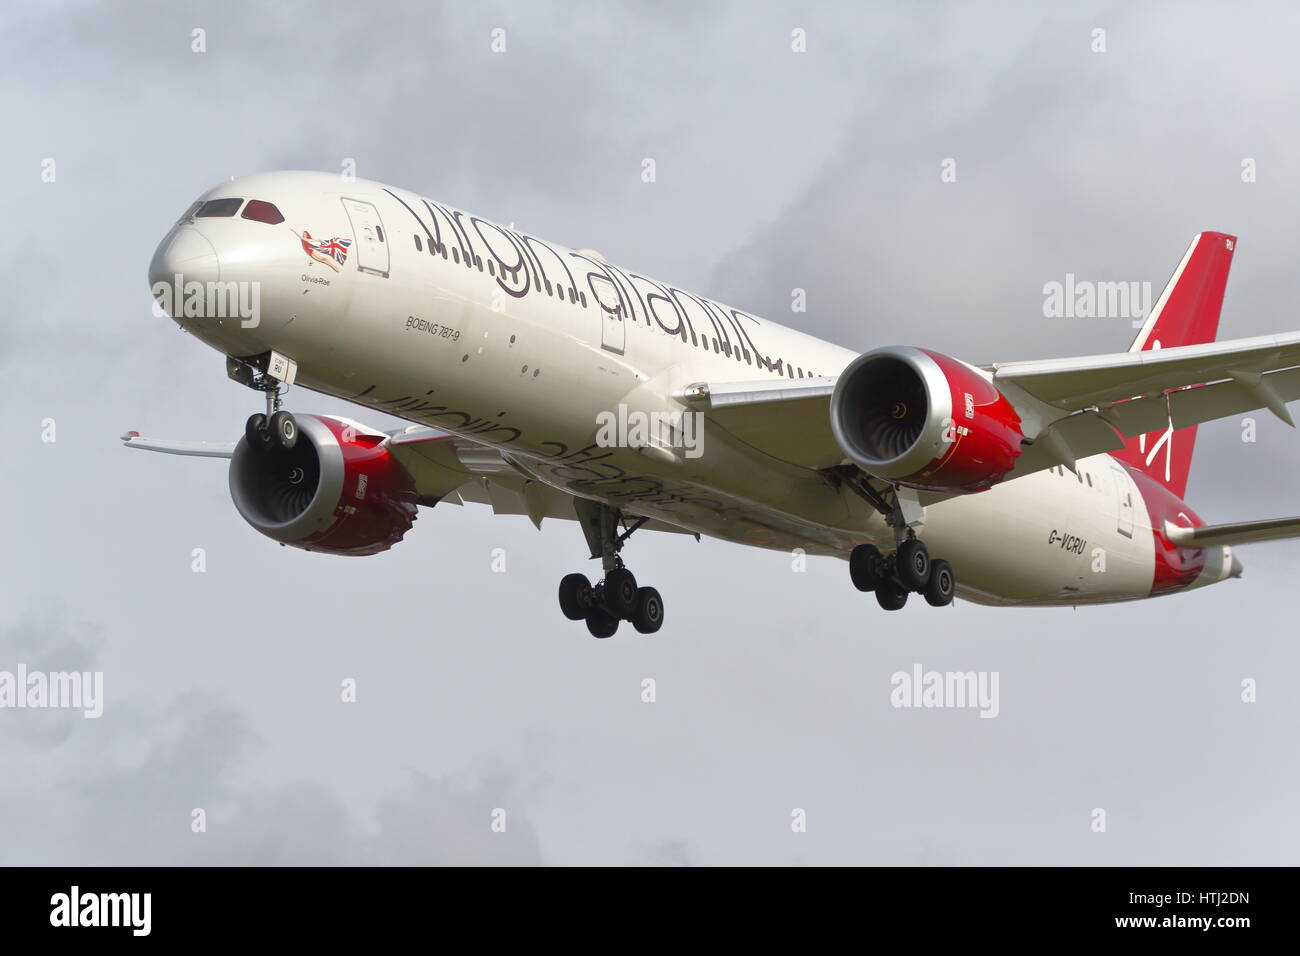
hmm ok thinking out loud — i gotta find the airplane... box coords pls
[125,170,1300,637]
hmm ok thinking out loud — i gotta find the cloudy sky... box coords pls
[2,0,1298,865]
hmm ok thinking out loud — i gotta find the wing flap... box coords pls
[1094,365,1300,438]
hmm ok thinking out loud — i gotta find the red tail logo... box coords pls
[1110,232,1236,499]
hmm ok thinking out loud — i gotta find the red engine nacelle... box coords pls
[830,346,1024,492]
[229,414,418,555]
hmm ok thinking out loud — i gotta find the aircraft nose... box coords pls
[148,226,220,316]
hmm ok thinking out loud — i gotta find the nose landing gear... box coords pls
[245,404,298,453]
[234,354,299,453]
[558,502,665,637]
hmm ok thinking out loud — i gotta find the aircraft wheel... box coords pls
[896,538,930,591]
[270,410,298,450]
[558,573,593,621]
[245,413,273,451]
[875,578,909,611]
[631,587,664,634]
[850,543,884,592]
[585,607,620,638]
[923,559,956,607]
[603,567,638,619]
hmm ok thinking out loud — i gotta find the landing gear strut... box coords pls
[558,502,664,637]
[840,470,957,611]
[238,358,298,453]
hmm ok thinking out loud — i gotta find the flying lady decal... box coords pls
[295,229,352,271]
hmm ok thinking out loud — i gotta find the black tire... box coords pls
[603,567,638,619]
[585,607,619,638]
[631,587,664,634]
[245,413,272,451]
[558,573,593,621]
[923,559,956,607]
[875,578,909,611]
[849,543,884,591]
[896,538,930,591]
[270,410,298,450]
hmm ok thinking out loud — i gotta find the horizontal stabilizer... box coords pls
[1165,515,1300,547]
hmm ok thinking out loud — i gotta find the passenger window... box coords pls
[375,226,385,242]
[579,292,587,307]
[452,248,460,264]
[488,260,495,276]
[414,235,423,252]
[196,198,243,218]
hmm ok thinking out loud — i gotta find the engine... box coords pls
[229,414,418,555]
[829,346,1024,492]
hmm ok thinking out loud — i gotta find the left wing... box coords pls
[683,330,1300,477]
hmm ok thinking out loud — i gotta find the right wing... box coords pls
[121,422,690,535]
[389,426,692,534]
[120,431,235,458]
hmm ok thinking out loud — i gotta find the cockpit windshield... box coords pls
[178,197,284,224]
[241,200,284,224]
[195,198,243,218]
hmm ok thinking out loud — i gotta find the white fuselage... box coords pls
[150,172,1234,606]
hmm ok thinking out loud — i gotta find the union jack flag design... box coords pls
[299,230,352,271]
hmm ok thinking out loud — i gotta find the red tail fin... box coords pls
[1110,232,1236,499]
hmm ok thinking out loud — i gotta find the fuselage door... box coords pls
[1111,463,1135,539]
[341,198,390,277]
[591,274,625,354]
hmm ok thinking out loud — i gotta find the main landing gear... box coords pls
[849,537,955,610]
[559,501,664,638]
[836,468,956,611]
